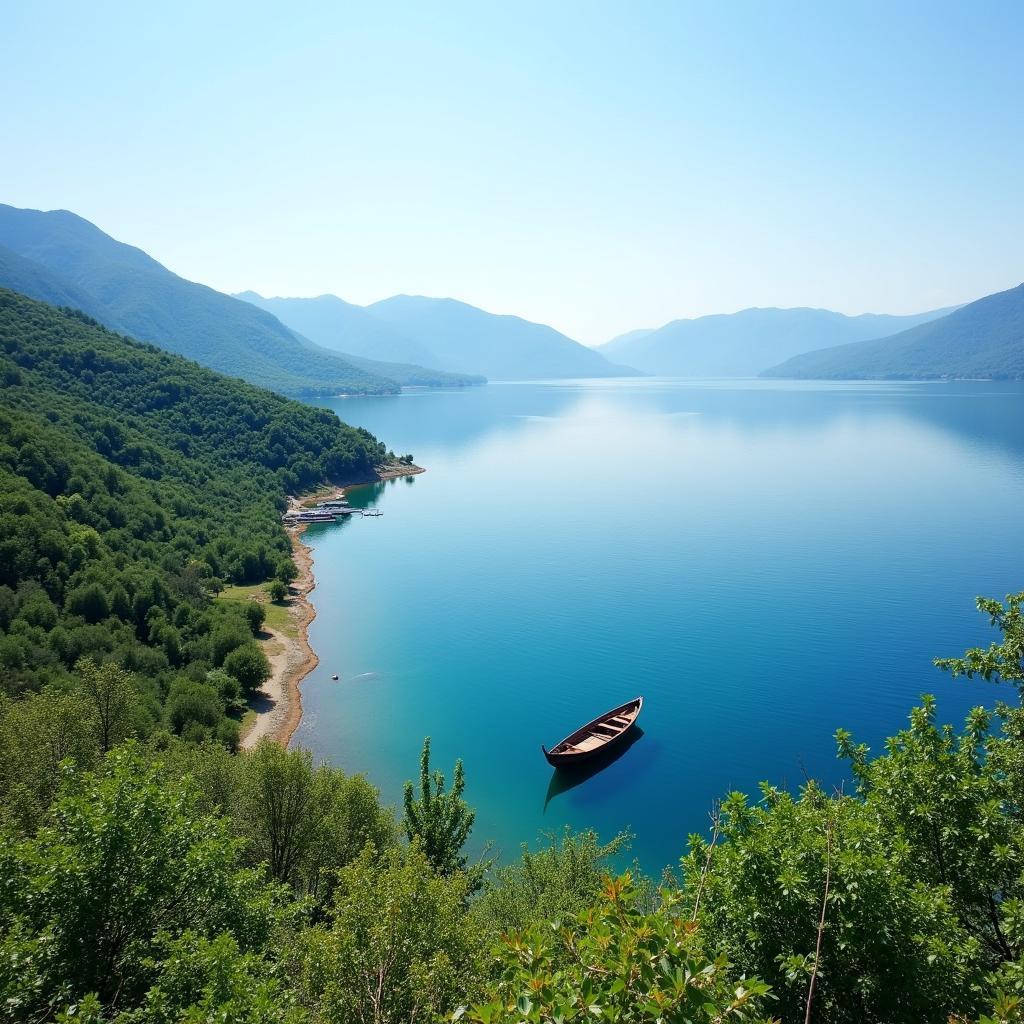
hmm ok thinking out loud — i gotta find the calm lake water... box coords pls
[293,379,1024,874]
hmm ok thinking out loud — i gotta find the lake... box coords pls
[293,378,1024,875]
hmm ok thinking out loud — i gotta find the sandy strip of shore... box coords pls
[240,462,424,749]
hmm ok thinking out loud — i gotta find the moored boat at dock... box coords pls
[283,510,338,523]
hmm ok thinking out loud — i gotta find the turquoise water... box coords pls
[293,379,1024,874]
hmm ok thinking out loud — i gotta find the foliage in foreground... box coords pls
[403,736,483,886]
[683,592,1024,1024]
[467,874,773,1024]
[2,588,1024,1023]
[474,828,637,936]
[298,843,486,1024]
[0,746,287,1021]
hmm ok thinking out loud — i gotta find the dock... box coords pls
[282,506,383,524]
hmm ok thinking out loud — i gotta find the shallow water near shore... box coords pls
[293,378,1024,875]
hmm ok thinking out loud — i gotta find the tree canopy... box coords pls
[0,288,390,742]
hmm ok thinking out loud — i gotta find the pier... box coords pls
[282,506,383,524]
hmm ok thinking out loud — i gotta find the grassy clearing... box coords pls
[218,582,296,638]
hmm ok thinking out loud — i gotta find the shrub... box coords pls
[223,643,271,693]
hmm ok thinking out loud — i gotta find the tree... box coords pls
[468,873,772,1024]
[65,582,110,623]
[302,769,397,907]
[933,593,1024,1012]
[224,642,271,693]
[246,600,267,635]
[110,931,307,1024]
[210,620,252,666]
[935,591,1024,687]
[77,656,139,753]
[838,699,1021,972]
[674,591,1024,1024]
[297,843,484,1024]
[166,678,223,736]
[269,579,288,603]
[0,690,99,832]
[236,742,395,900]
[402,737,479,883]
[0,745,283,1019]
[473,828,637,936]
[238,742,329,886]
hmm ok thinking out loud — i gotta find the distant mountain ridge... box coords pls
[763,283,1024,380]
[363,294,635,380]
[237,291,439,367]
[599,305,956,377]
[0,204,402,397]
[0,243,98,311]
[238,291,635,381]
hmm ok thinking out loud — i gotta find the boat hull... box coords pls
[542,697,643,768]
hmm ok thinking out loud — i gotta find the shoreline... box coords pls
[239,461,425,750]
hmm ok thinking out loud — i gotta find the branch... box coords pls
[805,813,834,1024]
[690,802,722,922]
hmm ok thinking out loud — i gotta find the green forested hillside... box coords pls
[764,282,1024,379]
[0,288,388,744]
[0,205,399,397]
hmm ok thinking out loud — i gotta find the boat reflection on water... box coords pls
[543,726,646,812]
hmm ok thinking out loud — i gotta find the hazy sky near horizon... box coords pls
[2,1,1022,344]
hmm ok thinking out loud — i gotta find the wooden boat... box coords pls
[542,697,643,767]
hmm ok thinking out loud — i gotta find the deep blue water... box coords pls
[293,379,1024,875]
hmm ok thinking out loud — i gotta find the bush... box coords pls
[166,679,223,734]
[210,621,251,666]
[0,746,284,1018]
[65,583,111,624]
[245,600,266,635]
[469,874,772,1024]
[298,843,484,1023]
[223,643,271,693]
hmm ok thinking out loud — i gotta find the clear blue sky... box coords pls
[2,1,1022,343]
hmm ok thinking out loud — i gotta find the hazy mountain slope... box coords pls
[237,291,438,366]
[599,306,955,376]
[365,295,635,379]
[237,291,484,387]
[604,327,655,349]
[0,243,98,311]
[336,351,486,388]
[0,204,396,397]
[763,283,1024,380]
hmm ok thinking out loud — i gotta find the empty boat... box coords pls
[542,697,643,767]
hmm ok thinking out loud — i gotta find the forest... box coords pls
[0,288,389,744]
[2,287,1024,1022]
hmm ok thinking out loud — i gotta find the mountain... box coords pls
[0,243,97,311]
[605,327,656,349]
[598,306,955,377]
[333,351,486,388]
[763,283,1024,380]
[237,291,437,366]
[364,295,635,380]
[0,204,398,397]
[236,291,484,388]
